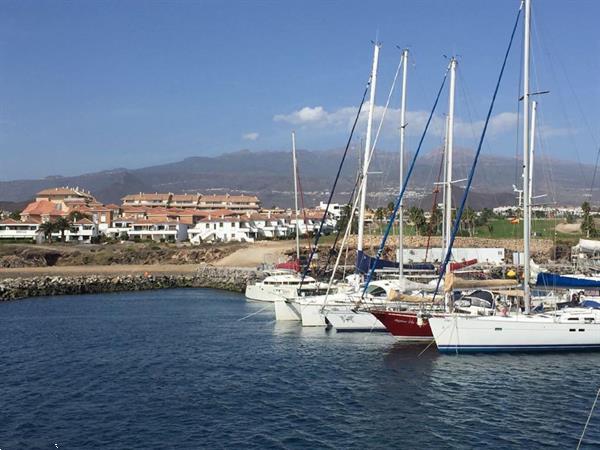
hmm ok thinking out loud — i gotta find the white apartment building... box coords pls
[0,218,43,243]
[51,218,98,243]
[128,219,188,242]
[189,216,255,243]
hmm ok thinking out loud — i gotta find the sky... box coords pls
[0,0,598,180]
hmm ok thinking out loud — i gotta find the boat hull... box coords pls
[325,310,387,332]
[429,315,600,354]
[370,310,433,341]
[274,299,301,321]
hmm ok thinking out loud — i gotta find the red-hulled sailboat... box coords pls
[370,309,433,341]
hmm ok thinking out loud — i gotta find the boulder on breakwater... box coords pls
[0,266,261,301]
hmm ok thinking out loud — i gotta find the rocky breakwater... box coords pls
[0,266,261,301]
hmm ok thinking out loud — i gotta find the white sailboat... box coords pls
[276,41,383,326]
[327,47,411,332]
[245,132,328,302]
[429,0,600,353]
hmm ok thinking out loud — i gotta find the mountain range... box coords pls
[0,148,595,211]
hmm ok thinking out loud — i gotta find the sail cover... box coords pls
[536,272,600,289]
[356,250,434,274]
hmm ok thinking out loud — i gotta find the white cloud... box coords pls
[273,106,328,124]
[242,132,260,141]
[273,104,524,140]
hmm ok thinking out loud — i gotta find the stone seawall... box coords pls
[0,266,261,301]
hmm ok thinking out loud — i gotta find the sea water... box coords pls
[1,289,599,449]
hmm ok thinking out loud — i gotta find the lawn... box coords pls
[362,218,582,241]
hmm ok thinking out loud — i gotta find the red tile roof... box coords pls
[74,218,95,225]
[199,194,260,203]
[122,193,171,201]
[22,200,68,217]
[36,187,94,198]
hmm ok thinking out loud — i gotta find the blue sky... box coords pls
[0,0,598,180]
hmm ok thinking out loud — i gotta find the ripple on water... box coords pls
[0,289,599,449]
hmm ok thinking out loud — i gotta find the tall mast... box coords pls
[528,100,537,238]
[357,42,381,253]
[443,57,457,312]
[440,115,449,257]
[522,0,532,313]
[398,49,409,278]
[444,58,457,264]
[292,131,300,260]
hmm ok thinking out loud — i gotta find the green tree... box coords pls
[9,210,21,220]
[429,205,442,235]
[374,207,385,221]
[477,208,494,227]
[68,211,92,222]
[38,221,56,243]
[581,201,597,238]
[54,217,72,242]
[408,207,426,236]
[336,205,358,234]
[462,207,477,237]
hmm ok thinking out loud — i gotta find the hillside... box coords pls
[0,148,595,209]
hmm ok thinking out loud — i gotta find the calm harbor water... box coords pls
[1,288,599,449]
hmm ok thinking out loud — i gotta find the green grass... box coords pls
[364,218,582,241]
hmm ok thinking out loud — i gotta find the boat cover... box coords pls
[536,272,600,289]
[576,239,600,253]
[355,250,434,274]
[449,259,478,271]
[275,260,300,272]
[581,300,600,309]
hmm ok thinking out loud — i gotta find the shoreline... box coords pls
[0,265,261,301]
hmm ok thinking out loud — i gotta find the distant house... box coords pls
[170,194,201,208]
[105,219,134,239]
[197,194,261,211]
[0,218,43,243]
[21,200,69,223]
[51,218,98,243]
[188,215,255,243]
[127,218,188,242]
[35,186,96,203]
[122,193,172,208]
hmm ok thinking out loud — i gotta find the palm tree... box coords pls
[68,211,91,222]
[462,207,477,237]
[408,207,426,236]
[54,217,72,242]
[38,221,56,243]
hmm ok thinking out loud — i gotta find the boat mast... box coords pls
[357,42,381,253]
[292,131,300,260]
[398,49,409,278]
[528,100,537,233]
[444,57,457,311]
[441,115,449,258]
[522,0,532,313]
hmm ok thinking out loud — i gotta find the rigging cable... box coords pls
[577,386,600,450]
[432,4,522,301]
[588,146,600,202]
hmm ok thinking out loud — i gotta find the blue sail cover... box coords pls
[355,250,434,274]
[536,272,600,289]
